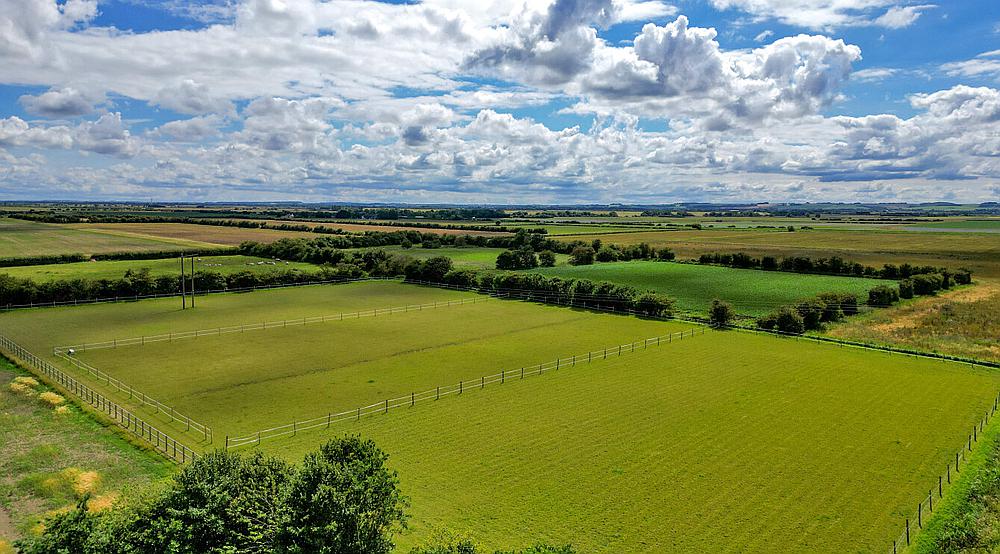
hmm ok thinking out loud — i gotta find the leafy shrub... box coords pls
[708,299,734,327]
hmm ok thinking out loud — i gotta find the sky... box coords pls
[0,0,998,204]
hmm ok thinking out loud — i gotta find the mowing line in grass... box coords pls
[226,326,710,448]
[53,294,497,353]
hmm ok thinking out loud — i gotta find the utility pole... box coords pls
[180,254,186,309]
[190,255,196,308]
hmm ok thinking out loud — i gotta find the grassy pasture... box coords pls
[531,261,883,316]
[67,222,319,246]
[828,280,1000,363]
[565,227,1000,279]
[258,330,1000,553]
[0,218,211,258]
[62,295,694,436]
[0,358,171,545]
[0,255,320,282]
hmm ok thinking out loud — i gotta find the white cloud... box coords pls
[873,4,935,29]
[753,29,773,42]
[19,87,97,118]
[852,67,898,81]
[149,115,224,142]
[708,1,931,30]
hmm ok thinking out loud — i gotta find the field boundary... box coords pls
[224,326,709,449]
[54,351,212,442]
[888,392,1000,553]
[0,334,199,464]
[0,275,395,311]
[52,295,492,354]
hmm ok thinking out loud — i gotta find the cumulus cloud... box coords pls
[873,4,935,29]
[19,87,96,118]
[152,80,235,116]
[149,115,224,142]
[0,0,97,59]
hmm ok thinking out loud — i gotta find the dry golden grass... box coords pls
[71,470,100,497]
[12,376,38,387]
[0,539,14,554]
[53,405,70,415]
[37,392,65,407]
[828,280,1000,362]
[86,492,117,513]
[8,382,34,396]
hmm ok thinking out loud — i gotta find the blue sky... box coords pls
[0,0,998,203]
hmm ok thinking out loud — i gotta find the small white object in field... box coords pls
[68,348,76,356]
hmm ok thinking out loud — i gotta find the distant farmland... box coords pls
[532,261,883,316]
[563,227,1000,278]
[0,218,212,258]
[0,255,319,282]
[68,222,320,246]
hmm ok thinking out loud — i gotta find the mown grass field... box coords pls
[48,293,693,437]
[67,222,319,246]
[531,261,883,316]
[563,227,1000,278]
[0,218,211,258]
[259,330,1000,553]
[0,255,320,282]
[2,281,999,551]
[0,358,171,547]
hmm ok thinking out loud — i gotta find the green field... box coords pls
[0,255,320,282]
[0,218,212,258]
[261,329,1000,552]
[3,281,999,552]
[37,290,692,437]
[562,227,1000,279]
[531,261,883,316]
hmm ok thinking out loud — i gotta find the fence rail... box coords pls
[226,326,709,449]
[55,351,212,442]
[53,295,491,354]
[888,393,1000,553]
[0,334,199,464]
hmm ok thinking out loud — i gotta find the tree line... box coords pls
[404,257,675,318]
[0,248,237,268]
[697,251,973,282]
[17,436,572,554]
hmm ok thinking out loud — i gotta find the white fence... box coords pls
[53,296,491,354]
[0,334,200,463]
[55,351,212,442]
[226,326,709,449]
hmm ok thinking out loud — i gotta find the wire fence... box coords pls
[53,295,492,354]
[225,326,710,449]
[888,393,1000,553]
[0,334,199,464]
[54,351,212,442]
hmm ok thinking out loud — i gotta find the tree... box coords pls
[868,284,899,307]
[16,496,96,554]
[595,247,618,262]
[277,436,406,554]
[135,450,293,553]
[795,298,826,330]
[757,306,805,335]
[655,248,675,261]
[898,278,914,299]
[634,292,674,318]
[495,248,538,270]
[537,251,556,267]
[568,246,595,266]
[708,300,734,328]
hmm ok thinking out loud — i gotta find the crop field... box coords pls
[564,227,1000,278]
[0,218,212,258]
[256,329,1000,552]
[0,255,320,282]
[531,261,883,316]
[66,222,319,246]
[244,219,511,236]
